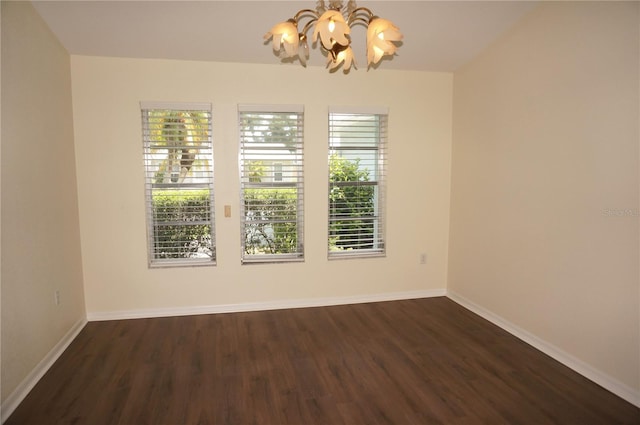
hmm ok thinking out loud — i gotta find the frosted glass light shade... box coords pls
[299,36,310,66]
[313,10,350,51]
[366,17,403,66]
[327,44,356,71]
[264,20,299,57]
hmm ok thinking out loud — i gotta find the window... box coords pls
[328,109,387,258]
[273,163,283,182]
[141,102,215,267]
[239,105,304,263]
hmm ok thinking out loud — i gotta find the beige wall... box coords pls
[449,1,639,393]
[1,1,86,402]
[70,56,453,315]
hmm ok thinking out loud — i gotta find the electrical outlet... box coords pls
[420,253,427,265]
[54,290,61,306]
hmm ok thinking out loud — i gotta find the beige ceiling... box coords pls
[32,0,538,72]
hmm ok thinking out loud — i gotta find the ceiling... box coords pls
[32,0,538,72]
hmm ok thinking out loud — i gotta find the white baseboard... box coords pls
[87,289,447,321]
[1,318,87,424]
[447,290,640,408]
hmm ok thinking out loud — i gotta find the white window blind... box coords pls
[328,111,387,258]
[141,103,215,267]
[239,106,304,263]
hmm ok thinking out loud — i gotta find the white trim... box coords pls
[238,104,303,113]
[1,318,87,424]
[447,290,640,408]
[87,289,446,321]
[329,105,389,115]
[139,101,211,111]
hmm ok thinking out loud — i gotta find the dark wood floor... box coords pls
[6,297,640,424]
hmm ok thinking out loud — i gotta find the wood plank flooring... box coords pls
[6,297,640,424]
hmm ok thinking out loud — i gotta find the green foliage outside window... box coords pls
[329,154,375,251]
[152,190,213,259]
[247,161,267,183]
[244,188,298,255]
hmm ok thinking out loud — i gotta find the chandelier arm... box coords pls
[294,8,320,23]
[300,17,320,38]
[348,16,369,28]
[346,6,373,25]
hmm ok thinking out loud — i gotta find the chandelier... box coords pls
[264,0,403,72]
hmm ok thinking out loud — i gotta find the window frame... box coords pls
[140,101,216,268]
[238,104,305,264]
[328,107,387,259]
